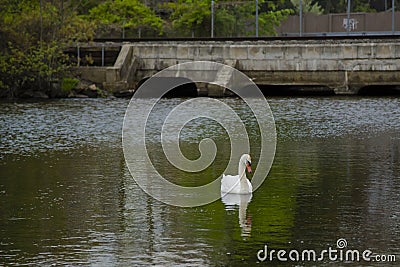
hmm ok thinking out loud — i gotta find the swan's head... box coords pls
[240,154,252,173]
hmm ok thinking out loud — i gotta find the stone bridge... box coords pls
[77,39,400,96]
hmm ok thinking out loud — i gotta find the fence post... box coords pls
[299,0,303,36]
[211,0,214,38]
[102,44,105,67]
[77,45,80,67]
[392,0,395,34]
[256,0,259,37]
[346,0,351,34]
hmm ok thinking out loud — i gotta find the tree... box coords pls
[315,0,400,14]
[258,1,294,36]
[87,0,164,38]
[0,42,70,97]
[0,0,95,97]
[290,0,324,15]
[214,8,236,37]
[163,0,293,37]
[162,0,211,37]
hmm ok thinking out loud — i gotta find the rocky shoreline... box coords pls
[1,79,134,99]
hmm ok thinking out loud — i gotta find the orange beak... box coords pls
[246,163,252,173]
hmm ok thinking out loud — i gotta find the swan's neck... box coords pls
[238,161,249,192]
[238,161,246,181]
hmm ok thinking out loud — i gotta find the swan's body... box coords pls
[221,174,252,194]
[221,154,253,194]
[221,192,252,208]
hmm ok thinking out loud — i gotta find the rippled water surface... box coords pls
[1,97,399,266]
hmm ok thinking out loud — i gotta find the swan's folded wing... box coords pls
[221,174,240,193]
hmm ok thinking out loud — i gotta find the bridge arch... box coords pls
[358,85,400,96]
[135,77,198,98]
[256,84,335,96]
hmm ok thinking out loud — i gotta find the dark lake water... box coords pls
[1,97,399,266]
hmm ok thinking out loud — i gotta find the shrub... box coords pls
[61,77,79,92]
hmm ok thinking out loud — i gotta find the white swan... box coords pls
[221,154,253,194]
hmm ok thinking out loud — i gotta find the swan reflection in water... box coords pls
[221,192,253,238]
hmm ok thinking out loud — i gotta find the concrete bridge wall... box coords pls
[85,39,400,95]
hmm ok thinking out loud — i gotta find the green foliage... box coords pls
[0,0,315,96]
[259,8,294,36]
[163,0,293,37]
[353,2,377,13]
[61,77,79,92]
[161,0,211,37]
[315,0,400,13]
[0,42,70,96]
[1,0,95,47]
[214,8,236,37]
[291,0,324,15]
[0,0,95,96]
[87,0,163,37]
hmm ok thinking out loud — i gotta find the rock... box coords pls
[75,94,89,98]
[47,80,67,98]
[73,80,105,98]
[88,84,97,90]
[32,91,49,99]
[17,90,49,99]
[49,86,69,98]
[75,80,92,91]
[16,90,34,98]
[0,89,10,98]
[68,90,88,98]
[83,87,99,98]
[114,90,135,98]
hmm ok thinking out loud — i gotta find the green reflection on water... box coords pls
[1,97,400,266]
